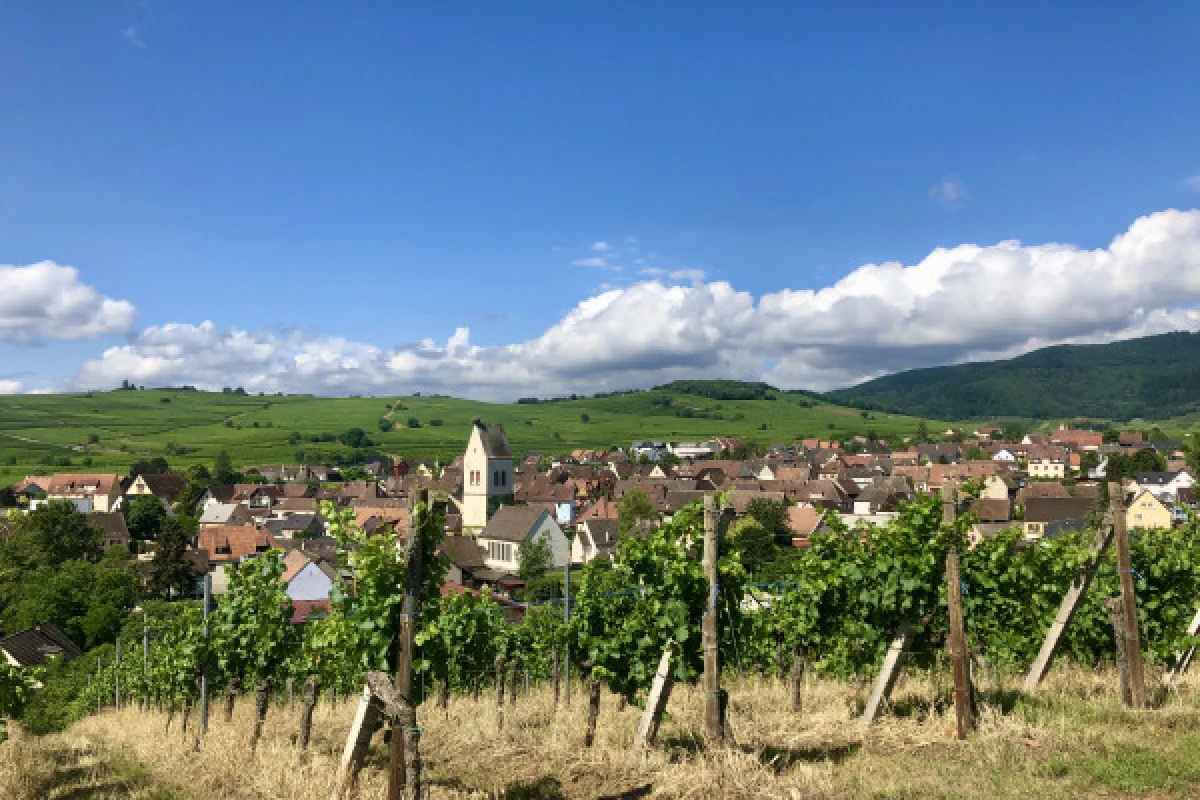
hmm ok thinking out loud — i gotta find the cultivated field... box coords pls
[0,387,939,485]
[4,667,1199,799]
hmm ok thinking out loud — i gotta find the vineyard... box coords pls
[3,490,1200,798]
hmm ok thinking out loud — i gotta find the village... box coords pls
[2,416,1194,665]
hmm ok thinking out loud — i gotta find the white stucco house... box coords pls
[281,549,336,602]
[476,505,570,574]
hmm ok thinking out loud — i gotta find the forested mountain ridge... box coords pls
[826,332,1200,421]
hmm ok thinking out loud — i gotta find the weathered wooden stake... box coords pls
[181,696,191,736]
[115,636,121,711]
[860,622,914,727]
[551,650,561,707]
[388,489,427,800]
[250,681,270,752]
[508,660,519,705]
[495,655,506,730]
[583,664,601,747]
[197,573,211,743]
[297,677,319,751]
[1024,513,1116,691]
[633,644,675,750]
[165,697,176,733]
[946,547,974,738]
[701,495,726,745]
[1110,484,1146,709]
[1104,596,1133,706]
[790,647,806,713]
[472,675,480,702]
[223,678,240,722]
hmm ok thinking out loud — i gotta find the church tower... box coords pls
[461,418,514,531]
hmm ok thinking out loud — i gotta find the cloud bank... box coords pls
[53,208,1200,398]
[0,261,136,344]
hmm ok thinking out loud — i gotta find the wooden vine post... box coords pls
[332,489,428,800]
[196,573,211,746]
[943,489,974,738]
[701,495,726,745]
[1023,509,1116,691]
[1110,484,1146,708]
[388,489,426,800]
[495,656,506,729]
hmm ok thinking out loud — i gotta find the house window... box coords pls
[1135,514,1143,522]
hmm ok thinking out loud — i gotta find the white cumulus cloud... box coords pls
[0,261,136,344]
[67,209,1200,399]
[0,380,21,394]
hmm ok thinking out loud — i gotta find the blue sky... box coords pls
[3,2,1200,398]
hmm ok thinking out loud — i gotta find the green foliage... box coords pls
[213,449,239,484]
[0,505,141,647]
[415,589,506,691]
[210,550,295,689]
[1105,449,1167,481]
[150,516,196,600]
[125,494,167,541]
[517,536,553,582]
[725,516,777,574]
[617,489,659,536]
[0,662,38,723]
[570,501,744,703]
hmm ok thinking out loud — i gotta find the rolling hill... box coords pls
[0,382,932,484]
[827,332,1200,421]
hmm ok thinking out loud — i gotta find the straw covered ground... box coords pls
[4,667,1200,799]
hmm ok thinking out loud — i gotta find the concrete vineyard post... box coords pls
[633,643,675,750]
[860,623,914,727]
[1165,606,1200,684]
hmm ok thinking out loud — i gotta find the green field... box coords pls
[0,386,940,483]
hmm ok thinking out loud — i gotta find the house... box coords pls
[476,505,570,574]
[1,621,84,667]
[629,441,669,461]
[198,502,251,528]
[1126,489,1172,530]
[125,473,187,508]
[786,506,826,547]
[87,512,131,551]
[264,512,325,539]
[572,518,620,564]
[280,549,337,602]
[462,419,514,531]
[1025,446,1068,480]
[33,473,124,513]
[1023,496,1095,539]
[1132,471,1196,503]
[439,535,492,587]
[196,525,277,567]
[668,441,718,460]
[971,498,1011,524]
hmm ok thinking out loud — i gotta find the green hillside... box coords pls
[0,382,932,484]
[827,332,1200,422]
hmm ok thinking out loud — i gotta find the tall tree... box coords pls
[618,489,660,536]
[151,516,196,600]
[125,494,167,541]
[517,536,553,581]
[213,450,239,485]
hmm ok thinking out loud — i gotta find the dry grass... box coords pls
[7,667,1200,799]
